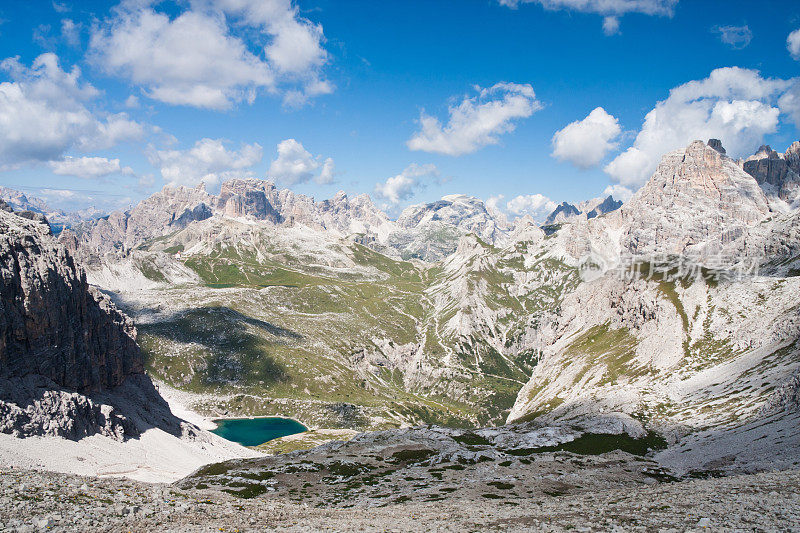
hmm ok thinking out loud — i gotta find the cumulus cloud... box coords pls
[713,25,752,50]
[486,194,504,213]
[318,157,335,184]
[498,0,677,33]
[267,138,336,185]
[605,67,792,187]
[778,82,800,128]
[49,156,135,179]
[788,28,800,60]
[506,193,557,222]
[147,138,263,188]
[407,83,541,156]
[212,0,327,74]
[551,107,621,169]
[374,164,439,204]
[0,53,144,168]
[90,0,331,110]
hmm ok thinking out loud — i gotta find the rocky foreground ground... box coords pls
[3,422,800,531]
[0,464,798,532]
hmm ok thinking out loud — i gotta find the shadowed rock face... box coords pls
[545,202,581,225]
[742,142,800,206]
[0,208,142,394]
[586,195,622,219]
[743,144,798,188]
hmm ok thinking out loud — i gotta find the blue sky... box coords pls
[0,0,799,219]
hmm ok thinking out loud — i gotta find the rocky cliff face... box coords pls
[70,179,394,256]
[0,209,142,392]
[616,140,771,256]
[544,195,621,225]
[742,142,800,210]
[0,207,156,440]
[585,195,622,219]
[507,139,800,474]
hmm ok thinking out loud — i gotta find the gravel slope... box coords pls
[0,466,798,531]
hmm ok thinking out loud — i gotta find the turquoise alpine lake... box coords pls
[210,417,307,447]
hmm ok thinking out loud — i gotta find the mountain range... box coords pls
[1,138,798,480]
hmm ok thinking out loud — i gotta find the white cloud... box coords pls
[49,156,135,179]
[778,81,800,128]
[61,19,81,47]
[498,0,677,33]
[407,83,541,156]
[148,138,263,188]
[506,193,557,222]
[788,28,800,60]
[88,112,146,151]
[0,53,144,168]
[39,187,132,213]
[602,184,634,203]
[374,164,439,204]
[90,0,331,110]
[551,107,621,169]
[317,157,335,184]
[713,25,752,50]
[268,138,314,185]
[266,138,335,185]
[486,194,504,213]
[602,16,620,35]
[605,67,792,187]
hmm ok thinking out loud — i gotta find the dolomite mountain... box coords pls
[0,204,139,439]
[0,186,103,230]
[742,141,800,210]
[0,202,189,442]
[0,200,257,483]
[507,139,800,473]
[66,179,510,263]
[544,195,622,225]
[7,137,799,477]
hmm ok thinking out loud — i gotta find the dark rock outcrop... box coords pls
[0,207,153,440]
[743,143,800,205]
[545,202,581,225]
[708,138,726,155]
[0,209,142,392]
[586,195,623,219]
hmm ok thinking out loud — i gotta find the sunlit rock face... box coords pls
[616,139,771,256]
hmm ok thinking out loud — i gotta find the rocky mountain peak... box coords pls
[742,142,800,209]
[397,195,507,235]
[0,208,142,393]
[708,138,726,154]
[218,178,282,222]
[618,139,770,254]
[504,214,545,245]
[586,195,622,219]
[545,195,621,225]
[545,202,581,225]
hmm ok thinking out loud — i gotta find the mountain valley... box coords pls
[1,139,800,529]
